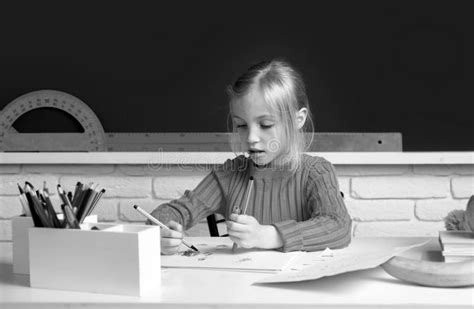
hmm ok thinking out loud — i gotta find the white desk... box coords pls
[0,237,473,309]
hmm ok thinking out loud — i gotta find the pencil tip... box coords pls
[25,181,34,189]
[191,245,199,252]
[133,205,138,209]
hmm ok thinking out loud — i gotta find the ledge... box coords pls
[0,152,473,165]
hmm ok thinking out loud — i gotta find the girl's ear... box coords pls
[296,108,308,129]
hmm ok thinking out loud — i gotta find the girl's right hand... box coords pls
[161,220,184,255]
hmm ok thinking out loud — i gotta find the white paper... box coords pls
[161,237,301,272]
[256,238,429,283]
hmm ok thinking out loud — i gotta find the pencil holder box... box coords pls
[12,214,97,275]
[28,223,161,296]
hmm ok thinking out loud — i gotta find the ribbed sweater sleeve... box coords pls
[272,160,352,252]
[149,166,229,230]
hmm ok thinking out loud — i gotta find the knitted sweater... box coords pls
[150,154,352,252]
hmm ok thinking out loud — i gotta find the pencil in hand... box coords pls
[133,205,199,252]
[232,176,254,253]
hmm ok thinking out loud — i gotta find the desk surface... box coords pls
[0,237,473,309]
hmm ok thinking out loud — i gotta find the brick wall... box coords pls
[1,163,473,242]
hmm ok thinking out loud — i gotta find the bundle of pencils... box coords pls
[17,181,106,229]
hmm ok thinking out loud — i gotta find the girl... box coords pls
[150,59,352,254]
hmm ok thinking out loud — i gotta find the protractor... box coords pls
[0,90,107,151]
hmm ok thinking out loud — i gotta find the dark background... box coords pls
[0,1,472,151]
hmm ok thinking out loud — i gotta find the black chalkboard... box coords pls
[0,2,472,151]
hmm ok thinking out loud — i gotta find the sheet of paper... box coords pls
[256,238,429,283]
[161,237,301,272]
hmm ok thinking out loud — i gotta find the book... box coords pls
[443,255,474,263]
[439,231,474,263]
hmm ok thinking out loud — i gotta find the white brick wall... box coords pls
[451,177,474,198]
[415,199,467,221]
[351,176,450,199]
[1,163,473,242]
[345,200,414,221]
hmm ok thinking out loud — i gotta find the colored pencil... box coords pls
[133,205,199,252]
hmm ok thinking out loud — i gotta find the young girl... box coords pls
[150,59,352,254]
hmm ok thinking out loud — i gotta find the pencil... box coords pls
[85,188,105,218]
[232,176,254,253]
[73,183,88,213]
[71,181,82,208]
[17,183,31,216]
[57,184,80,229]
[76,187,97,223]
[24,190,43,227]
[17,183,24,195]
[18,195,31,216]
[133,205,199,252]
[43,180,49,194]
[25,186,52,228]
[61,203,80,229]
[242,176,254,215]
[42,190,62,228]
[24,181,34,190]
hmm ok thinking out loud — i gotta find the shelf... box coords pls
[1,152,473,165]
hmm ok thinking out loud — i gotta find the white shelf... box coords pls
[1,152,473,165]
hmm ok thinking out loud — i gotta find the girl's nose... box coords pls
[247,126,260,144]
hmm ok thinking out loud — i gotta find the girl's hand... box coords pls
[161,220,184,255]
[226,214,283,249]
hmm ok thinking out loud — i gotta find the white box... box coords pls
[29,223,161,296]
[12,214,97,275]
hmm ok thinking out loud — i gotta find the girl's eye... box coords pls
[261,124,274,129]
[236,124,247,129]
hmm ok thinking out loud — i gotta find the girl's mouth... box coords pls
[248,150,266,161]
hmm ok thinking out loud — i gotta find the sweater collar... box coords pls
[247,157,296,179]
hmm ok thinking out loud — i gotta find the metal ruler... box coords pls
[105,132,402,152]
[0,90,402,152]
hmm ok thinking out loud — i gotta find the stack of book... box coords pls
[439,230,474,262]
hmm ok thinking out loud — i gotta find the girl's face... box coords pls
[231,89,286,166]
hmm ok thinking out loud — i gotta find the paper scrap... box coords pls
[256,238,430,283]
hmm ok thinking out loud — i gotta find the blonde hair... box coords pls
[227,59,314,170]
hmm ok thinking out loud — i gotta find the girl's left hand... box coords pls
[226,214,283,249]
